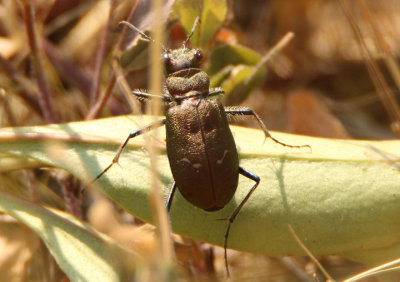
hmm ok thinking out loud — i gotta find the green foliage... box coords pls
[206,43,266,105]
[0,116,400,270]
[0,192,138,281]
[174,0,228,50]
[120,0,267,105]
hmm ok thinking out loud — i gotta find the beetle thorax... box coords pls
[166,69,210,101]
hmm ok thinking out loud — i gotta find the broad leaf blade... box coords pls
[199,0,227,48]
[0,116,399,266]
[206,43,262,75]
[219,64,265,105]
[0,192,138,281]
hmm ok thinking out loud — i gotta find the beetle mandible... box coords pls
[94,18,309,276]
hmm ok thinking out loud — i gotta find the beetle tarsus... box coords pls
[223,166,260,277]
[224,223,232,277]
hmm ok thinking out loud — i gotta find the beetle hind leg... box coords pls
[223,166,260,277]
[166,181,177,212]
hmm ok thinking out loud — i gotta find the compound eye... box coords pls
[163,53,171,67]
[194,49,203,61]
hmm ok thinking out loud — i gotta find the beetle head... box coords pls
[163,47,203,75]
[120,17,202,75]
[163,16,202,75]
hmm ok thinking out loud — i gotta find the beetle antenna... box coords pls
[119,21,168,53]
[183,17,201,47]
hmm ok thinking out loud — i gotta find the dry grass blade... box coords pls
[85,1,140,120]
[356,0,400,94]
[338,0,400,136]
[245,31,295,85]
[288,224,336,282]
[22,1,58,123]
[344,258,400,281]
[146,0,175,271]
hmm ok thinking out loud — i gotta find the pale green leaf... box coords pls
[219,64,265,105]
[0,192,139,281]
[207,43,266,104]
[0,115,399,266]
[206,43,263,75]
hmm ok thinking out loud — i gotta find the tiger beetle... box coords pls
[94,18,309,277]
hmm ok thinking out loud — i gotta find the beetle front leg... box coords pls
[225,106,310,149]
[132,90,172,103]
[223,166,260,277]
[208,87,224,98]
[92,119,166,183]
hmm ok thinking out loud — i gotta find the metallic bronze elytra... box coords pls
[94,18,310,277]
[166,94,239,211]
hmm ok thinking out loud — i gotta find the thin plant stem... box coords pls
[146,0,175,271]
[288,225,335,282]
[338,0,400,136]
[85,0,140,120]
[22,1,58,123]
[89,0,116,105]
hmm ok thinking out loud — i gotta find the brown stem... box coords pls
[85,0,140,120]
[59,174,83,219]
[89,0,116,105]
[22,1,58,123]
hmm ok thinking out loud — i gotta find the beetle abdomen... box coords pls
[166,98,239,211]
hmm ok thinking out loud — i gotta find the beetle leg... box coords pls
[223,166,260,277]
[208,87,224,98]
[132,90,171,102]
[91,119,166,183]
[166,181,177,212]
[225,107,310,149]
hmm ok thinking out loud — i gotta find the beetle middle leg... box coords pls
[225,107,310,149]
[92,119,166,182]
[223,166,260,277]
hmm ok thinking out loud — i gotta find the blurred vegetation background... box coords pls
[0,0,399,280]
